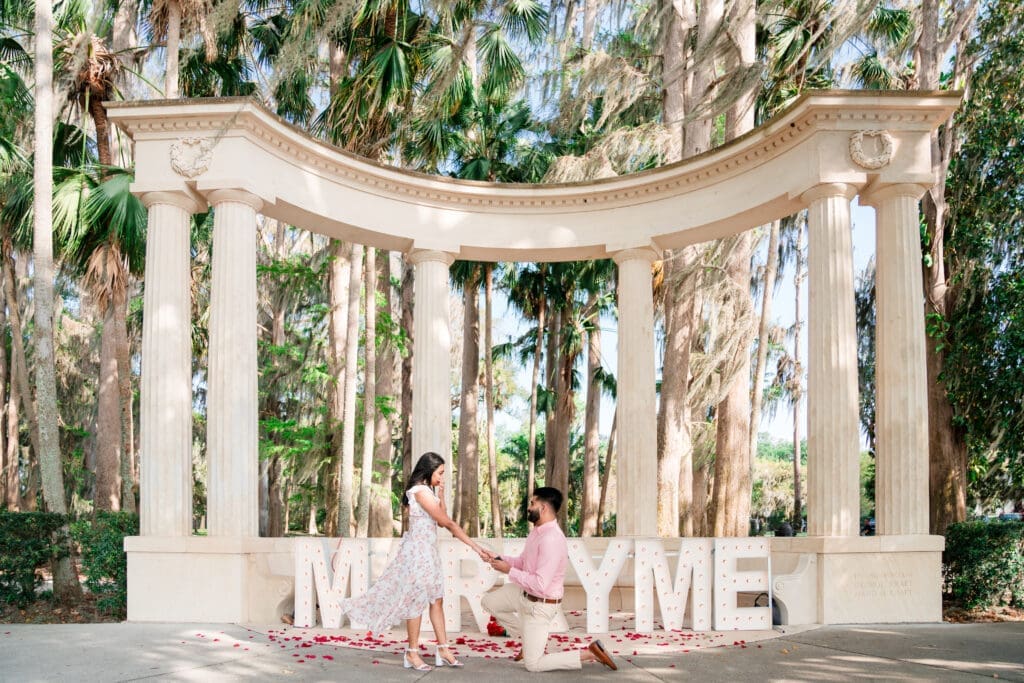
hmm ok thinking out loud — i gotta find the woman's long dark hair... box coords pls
[403,452,445,507]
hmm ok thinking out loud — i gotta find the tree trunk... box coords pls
[596,409,617,536]
[95,298,122,511]
[682,0,722,158]
[749,220,781,462]
[926,335,965,534]
[325,240,351,536]
[543,308,561,488]
[0,262,9,509]
[263,219,287,537]
[115,289,136,513]
[659,0,704,538]
[582,0,599,52]
[581,293,601,537]
[5,250,37,510]
[551,333,574,531]
[356,248,377,537]
[111,0,139,166]
[369,251,397,538]
[916,0,974,535]
[484,265,502,536]
[692,451,709,536]
[792,223,804,528]
[525,292,545,517]
[711,303,753,537]
[88,95,112,167]
[112,0,138,64]
[710,0,756,538]
[399,257,414,533]
[456,267,481,535]
[307,473,318,535]
[165,0,181,97]
[339,244,364,537]
[34,0,79,599]
[658,248,698,537]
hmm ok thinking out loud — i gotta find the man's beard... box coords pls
[527,509,540,524]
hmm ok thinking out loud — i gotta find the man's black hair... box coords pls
[533,486,563,513]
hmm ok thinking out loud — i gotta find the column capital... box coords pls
[800,182,858,204]
[408,248,456,267]
[860,182,930,208]
[141,190,206,215]
[205,188,264,212]
[612,246,661,265]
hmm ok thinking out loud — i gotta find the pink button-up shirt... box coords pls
[506,520,567,600]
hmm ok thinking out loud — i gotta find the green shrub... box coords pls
[0,512,68,607]
[943,520,1024,609]
[71,512,138,618]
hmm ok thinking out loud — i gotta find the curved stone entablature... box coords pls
[107,90,960,261]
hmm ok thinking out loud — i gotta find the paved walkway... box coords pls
[2,622,1022,682]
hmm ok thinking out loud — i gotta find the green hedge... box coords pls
[0,512,68,607]
[71,512,138,618]
[943,520,1024,609]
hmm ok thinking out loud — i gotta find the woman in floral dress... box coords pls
[341,452,490,671]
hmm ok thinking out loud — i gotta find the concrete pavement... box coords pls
[1,622,1022,682]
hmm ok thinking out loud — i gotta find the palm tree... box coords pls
[338,243,363,536]
[369,250,399,537]
[148,0,222,98]
[503,263,546,520]
[0,10,32,510]
[707,0,758,539]
[324,239,351,537]
[56,27,142,512]
[33,0,79,600]
[451,260,481,534]
[355,246,377,537]
[58,168,147,512]
[578,260,614,536]
[483,263,501,536]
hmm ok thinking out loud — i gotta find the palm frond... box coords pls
[84,169,148,276]
[498,0,548,44]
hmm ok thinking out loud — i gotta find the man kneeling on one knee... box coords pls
[481,487,617,673]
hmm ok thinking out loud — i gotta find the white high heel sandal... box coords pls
[435,643,464,667]
[404,648,433,671]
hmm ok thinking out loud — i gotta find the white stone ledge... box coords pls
[124,536,296,553]
[770,534,944,554]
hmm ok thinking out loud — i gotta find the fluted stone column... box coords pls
[409,249,455,508]
[139,192,202,536]
[206,189,262,537]
[864,183,930,535]
[802,183,860,537]
[613,247,659,537]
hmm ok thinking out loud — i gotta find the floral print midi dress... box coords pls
[340,484,444,633]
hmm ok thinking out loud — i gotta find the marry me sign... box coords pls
[293,537,771,634]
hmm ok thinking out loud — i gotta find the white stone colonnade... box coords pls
[109,91,958,625]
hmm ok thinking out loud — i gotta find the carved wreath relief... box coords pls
[170,137,214,178]
[849,130,894,170]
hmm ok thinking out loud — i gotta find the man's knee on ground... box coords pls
[523,654,545,673]
[481,592,496,612]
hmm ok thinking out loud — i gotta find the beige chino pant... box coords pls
[481,582,581,672]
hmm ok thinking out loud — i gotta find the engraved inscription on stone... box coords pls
[849,568,913,600]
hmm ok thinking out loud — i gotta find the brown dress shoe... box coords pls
[588,639,617,671]
[513,649,523,662]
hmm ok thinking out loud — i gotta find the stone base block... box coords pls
[771,535,944,625]
[125,537,294,623]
